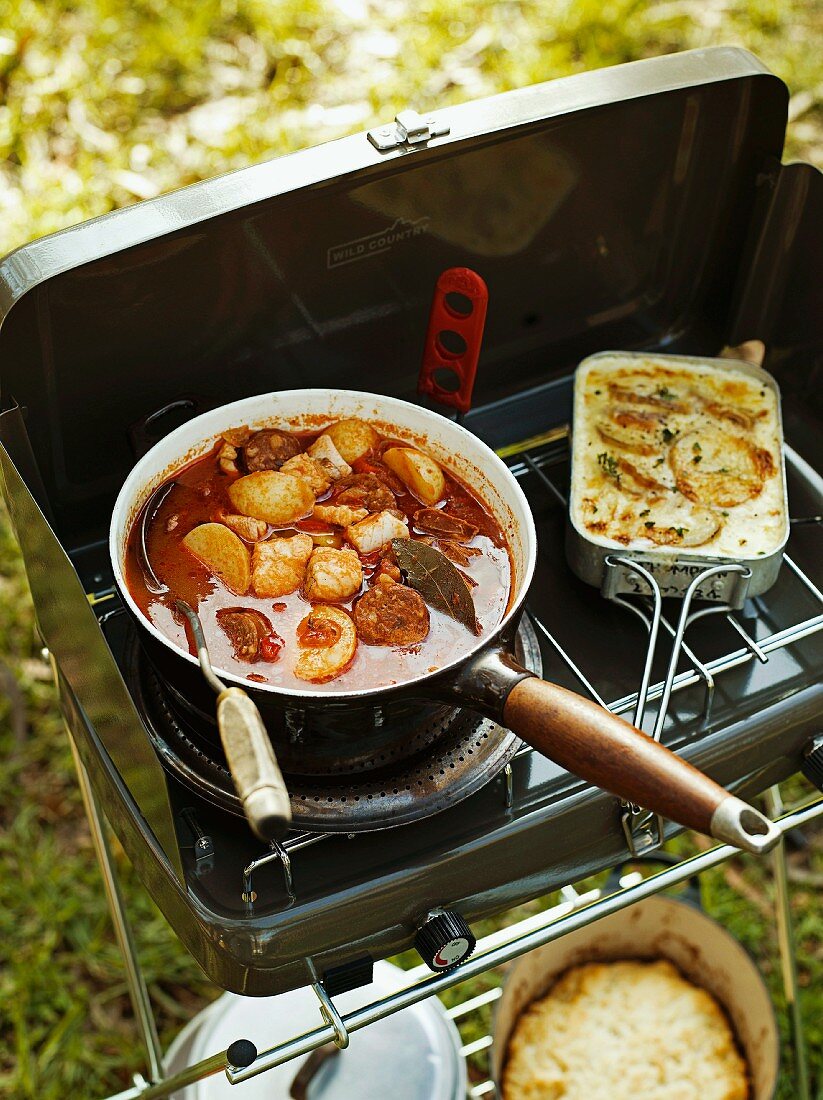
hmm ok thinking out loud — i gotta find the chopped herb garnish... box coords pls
[597,451,620,482]
[692,441,702,452]
[594,389,601,395]
[644,520,655,529]
[692,455,702,464]
[653,457,665,467]
[639,509,650,517]
[721,511,729,517]
[719,466,729,473]
[661,427,676,443]
[655,386,675,400]
[673,526,687,537]
[592,504,598,513]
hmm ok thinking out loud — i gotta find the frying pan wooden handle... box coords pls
[503,676,780,854]
[216,687,291,843]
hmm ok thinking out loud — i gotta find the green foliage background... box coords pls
[0,2,820,1098]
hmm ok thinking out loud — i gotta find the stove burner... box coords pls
[128,618,542,832]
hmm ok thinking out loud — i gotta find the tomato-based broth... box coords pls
[125,419,512,692]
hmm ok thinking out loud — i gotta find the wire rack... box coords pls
[242,426,823,898]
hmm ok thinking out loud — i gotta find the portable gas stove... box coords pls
[1,46,822,1098]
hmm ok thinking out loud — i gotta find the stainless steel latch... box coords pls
[367,109,450,151]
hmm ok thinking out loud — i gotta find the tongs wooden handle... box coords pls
[176,600,291,842]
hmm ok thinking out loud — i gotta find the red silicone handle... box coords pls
[418,267,488,414]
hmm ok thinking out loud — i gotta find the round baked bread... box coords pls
[502,959,748,1100]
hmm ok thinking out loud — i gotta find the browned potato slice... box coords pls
[597,407,665,457]
[182,523,251,594]
[294,606,357,683]
[616,457,668,495]
[322,419,380,463]
[227,471,314,525]
[638,505,721,547]
[382,447,446,505]
[607,380,691,413]
[670,429,767,507]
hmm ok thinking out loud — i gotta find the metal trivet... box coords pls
[128,616,542,833]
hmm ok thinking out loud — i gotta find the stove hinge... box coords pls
[367,109,450,152]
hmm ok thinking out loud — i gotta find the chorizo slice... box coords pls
[334,472,396,511]
[353,584,430,646]
[216,608,274,662]
[243,428,302,472]
[413,508,478,542]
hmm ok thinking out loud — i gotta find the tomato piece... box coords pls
[297,615,342,649]
[296,518,334,533]
[259,632,284,662]
[351,457,382,475]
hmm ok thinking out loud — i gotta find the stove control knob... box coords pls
[415,909,475,971]
[802,734,823,792]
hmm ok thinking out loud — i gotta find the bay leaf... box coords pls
[391,538,478,634]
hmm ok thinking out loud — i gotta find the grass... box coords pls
[0,1,820,1097]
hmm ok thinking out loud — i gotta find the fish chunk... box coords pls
[294,606,357,683]
[251,533,313,597]
[308,434,351,479]
[218,441,240,475]
[280,453,332,496]
[346,510,409,555]
[304,546,363,601]
[313,503,369,527]
[220,513,269,541]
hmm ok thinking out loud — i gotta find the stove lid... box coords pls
[0,47,788,555]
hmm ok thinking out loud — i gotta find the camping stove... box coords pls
[0,47,821,1002]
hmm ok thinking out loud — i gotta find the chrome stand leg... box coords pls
[69,735,165,1087]
[764,786,810,1099]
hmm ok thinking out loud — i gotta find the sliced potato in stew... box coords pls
[182,523,251,595]
[383,447,446,505]
[228,470,315,525]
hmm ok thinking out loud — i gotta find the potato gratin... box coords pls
[570,354,786,558]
